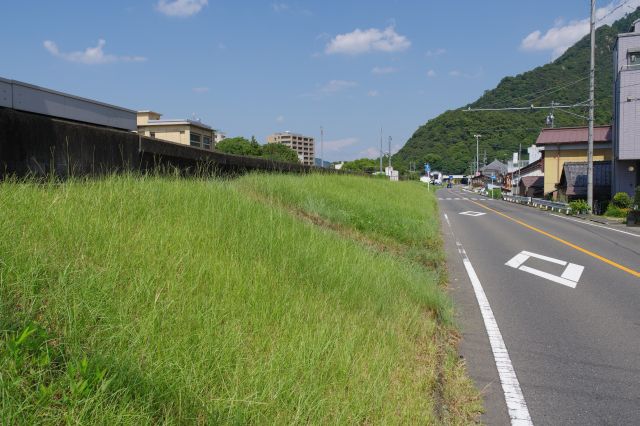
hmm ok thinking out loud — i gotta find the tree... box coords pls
[216,137,262,156]
[341,158,379,173]
[261,143,300,163]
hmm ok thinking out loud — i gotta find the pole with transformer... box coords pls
[587,0,596,210]
[473,134,481,176]
[379,127,383,174]
[320,126,324,168]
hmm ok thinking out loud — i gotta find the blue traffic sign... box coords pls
[425,163,431,173]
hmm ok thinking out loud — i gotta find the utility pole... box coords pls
[388,136,392,170]
[320,126,324,168]
[379,127,383,174]
[587,0,596,210]
[473,134,481,176]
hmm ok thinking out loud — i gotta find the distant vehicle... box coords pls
[461,177,469,185]
[430,172,442,185]
[447,182,452,188]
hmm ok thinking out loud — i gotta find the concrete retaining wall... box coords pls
[0,107,323,178]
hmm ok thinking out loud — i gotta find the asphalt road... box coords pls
[439,187,640,425]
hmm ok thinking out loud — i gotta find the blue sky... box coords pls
[1,0,639,161]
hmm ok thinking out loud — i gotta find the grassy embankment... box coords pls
[0,174,480,424]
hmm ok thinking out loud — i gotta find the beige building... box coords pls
[137,111,216,150]
[536,126,613,197]
[267,131,315,166]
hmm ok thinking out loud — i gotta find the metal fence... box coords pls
[503,194,571,214]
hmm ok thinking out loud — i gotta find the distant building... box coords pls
[613,19,640,197]
[535,126,612,198]
[267,131,315,166]
[214,131,226,145]
[480,159,508,182]
[137,111,216,151]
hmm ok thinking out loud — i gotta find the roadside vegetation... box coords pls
[0,174,480,424]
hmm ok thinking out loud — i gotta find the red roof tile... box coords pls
[535,126,612,145]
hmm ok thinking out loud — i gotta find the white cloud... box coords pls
[367,90,380,97]
[276,115,285,123]
[43,39,146,65]
[427,69,436,77]
[324,137,359,152]
[156,0,207,17]
[192,87,209,93]
[325,25,411,55]
[359,147,380,159]
[321,79,357,93]
[520,0,640,58]
[448,68,483,79]
[359,143,400,159]
[426,48,446,57]
[371,66,397,75]
[271,3,289,12]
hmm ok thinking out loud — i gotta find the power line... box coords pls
[596,0,635,24]
[472,75,590,109]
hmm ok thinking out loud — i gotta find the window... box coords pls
[203,136,211,150]
[190,132,201,148]
[629,52,640,67]
[150,132,156,138]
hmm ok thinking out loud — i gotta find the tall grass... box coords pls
[0,174,477,424]
[236,173,446,279]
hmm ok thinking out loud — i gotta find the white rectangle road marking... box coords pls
[519,265,577,288]
[521,251,567,266]
[505,253,530,269]
[561,263,585,282]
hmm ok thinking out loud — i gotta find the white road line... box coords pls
[549,213,640,238]
[456,243,533,425]
[443,214,533,425]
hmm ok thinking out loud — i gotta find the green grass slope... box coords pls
[0,175,479,424]
[394,9,640,174]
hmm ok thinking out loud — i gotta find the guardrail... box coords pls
[502,194,571,214]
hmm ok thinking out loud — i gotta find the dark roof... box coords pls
[558,161,611,196]
[480,159,508,175]
[536,126,612,145]
[519,176,543,189]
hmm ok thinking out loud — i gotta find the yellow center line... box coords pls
[468,199,640,279]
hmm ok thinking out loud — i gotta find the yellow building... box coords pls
[536,126,612,197]
[137,111,216,150]
[267,132,315,166]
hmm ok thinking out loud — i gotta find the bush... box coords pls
[569,199,590,214]
[487,188,501,199]
[605,204,629,218]
[612,192,632,209]
[634,186,640,210]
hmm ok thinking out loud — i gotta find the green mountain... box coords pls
[394,9,640,174]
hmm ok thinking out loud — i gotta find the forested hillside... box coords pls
[394,9,640,174]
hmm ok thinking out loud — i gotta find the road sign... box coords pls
[425,163,431,173]
[505,250,584,288]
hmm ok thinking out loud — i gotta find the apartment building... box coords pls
[267,131,314,166]
[137,111,216,150]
